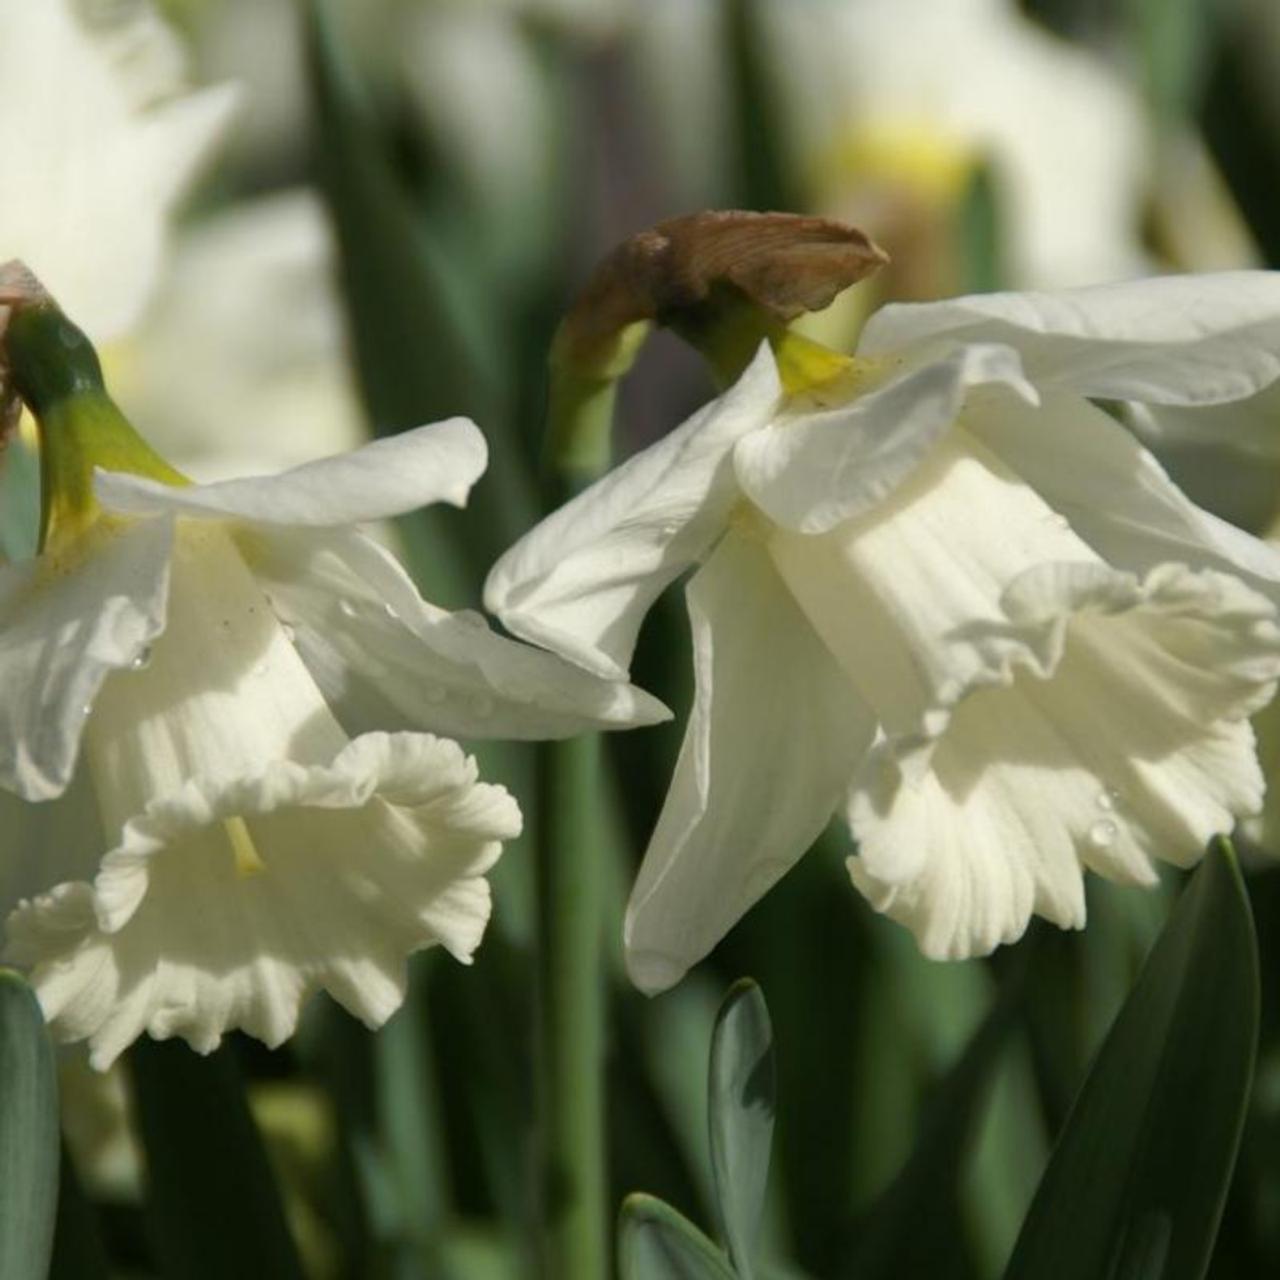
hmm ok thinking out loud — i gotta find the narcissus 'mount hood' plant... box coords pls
[0,270,666,1067]
[487,222,1280,992]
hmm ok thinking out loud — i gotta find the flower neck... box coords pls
[3,299,187,551]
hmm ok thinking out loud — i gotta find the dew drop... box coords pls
[130,645,153,671]
[383,603,399,620]
[1096,788,1119,812]
[338,600,358,620]
[1087,819,1117,849]
[81,703,92,718]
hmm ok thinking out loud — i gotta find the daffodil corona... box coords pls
[487,272,1280,991]
[0,284,667,1066]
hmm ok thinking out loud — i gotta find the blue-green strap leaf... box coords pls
[619,1193,737,1280]
[1004,838,1258,1280]
[0,969,59,1280]
[708,978,775,1278]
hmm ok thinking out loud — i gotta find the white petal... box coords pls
[860,273,1280,406]
[624,531,876,994]
[734,342,1037,533]
[0,518,172,800]
[966,387,1280,601]
[484,344,783,679]
[5,732,521,1069]
[95,418,488,525]
[766,424,1098,763]
[235,526,671,738]
[1126,380,1280,459]
[848,562,1280,959]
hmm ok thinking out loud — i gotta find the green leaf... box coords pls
[956,161,1005,295]
[0,969,59,1280]
[708,979,775,1277]
[130,1039,307,1280]
[618,1194,737,1280]
[1004,838,1258,1280]
[847,966,1022,1280]
[301,0,539,607]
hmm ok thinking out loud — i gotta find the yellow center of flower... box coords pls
[223,816,267,879]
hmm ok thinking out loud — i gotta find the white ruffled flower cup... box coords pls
[0,290,667,1068]
[486,272,1280,992]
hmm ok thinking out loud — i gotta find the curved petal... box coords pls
[734,342,1037,533]
[859,273,1280,407]
[848,561,1280,959]
[1126,380,1280,459]
[624,530,876,994]
[5,731,521,1069]
[235,526,671,739]
[966,387,1280,602]
[0,517,172,801]
[95,418,488,525]
[766,424,1099,764]
[484,343,783,679]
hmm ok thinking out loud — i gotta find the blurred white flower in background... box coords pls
[759,0,1149,293]
[0,0,235,341]
[487,273,1280,990]
[112,190,365,482]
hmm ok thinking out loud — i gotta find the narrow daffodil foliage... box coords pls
[0,299,667,1069]
[486,272,1280,991]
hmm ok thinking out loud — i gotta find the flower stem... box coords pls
[535,724,607,1279]
[532,323,637,1277]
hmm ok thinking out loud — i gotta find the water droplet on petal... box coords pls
[81,703,93,718]
[338,600,358,620]
[1087,820,1117,849]
[1096,789,1119,812]
[130,645,153,671]
[383,603,399,620]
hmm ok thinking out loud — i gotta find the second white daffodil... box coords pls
[0,291,666,1067]
[487,271,1280,990]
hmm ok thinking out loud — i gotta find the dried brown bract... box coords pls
[561,211,888,363]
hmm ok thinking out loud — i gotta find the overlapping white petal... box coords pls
[484,345,782,678]
[860,273,1280,406]
[5,732,520,1069]
[625,531,876,994]
[0,518,172,801]
[235,525,671,739]
[734,342,1037,533]
[96,419,488,524]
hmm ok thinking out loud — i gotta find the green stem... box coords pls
[536,723,607,1279]
[533,323,640,1277]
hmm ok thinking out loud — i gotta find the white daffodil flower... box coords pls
[0,300,666,1067]
[486,272,1280,992]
